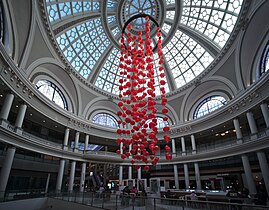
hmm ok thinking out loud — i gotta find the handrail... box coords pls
[49,191,269,209]
[1,122,269,164]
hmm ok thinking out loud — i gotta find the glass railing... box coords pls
[84,150,119,157]
[1,189,269,209]
[22,131,62,150]
[47,191,269,210]
[2,121,269,160]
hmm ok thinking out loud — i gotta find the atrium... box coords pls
[0,0,269,209]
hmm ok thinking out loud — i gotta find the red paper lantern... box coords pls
[116,14,172,170]
[144,165,150,171]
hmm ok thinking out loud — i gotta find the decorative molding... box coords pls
[3,67,34,99]
[68,118,91,130]
[228,91,259,113]
[170,125,192,134]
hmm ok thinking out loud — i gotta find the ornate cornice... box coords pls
[68,118,91,131]
[228,91,259,113]
[2,66,34,99]
[170,125,192,135]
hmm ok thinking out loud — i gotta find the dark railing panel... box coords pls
[1,190,269,210]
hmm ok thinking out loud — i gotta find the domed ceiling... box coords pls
[44,0,244,96]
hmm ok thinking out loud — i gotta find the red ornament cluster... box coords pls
[116,16,172,171]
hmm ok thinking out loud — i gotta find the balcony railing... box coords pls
[50,191,269,210]
[1,121,269,162]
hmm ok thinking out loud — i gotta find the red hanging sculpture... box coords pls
[116,15,171,171]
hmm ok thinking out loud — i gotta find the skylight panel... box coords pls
[166,11,175,20]
[164,30,214,88]
[181,0,243,48]
[56,18,110,79]
[166,0,175,5]
[46,1,100,23]
[162,23,171,34]
[95,48,123,95]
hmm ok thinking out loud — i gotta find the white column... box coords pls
[171,139,176,156]
[56,159,65,192]
[80,135,89,192]
[246,111,258,135]
[80,163,86,192]
[0,93,14,120]
[194,162,201,190]
[120,142,123,154]
[68,161,76,192]
[128,144,132,180]
[233,118,243,140]
[181,137,186,155]
[0,147,16,199]
[173,165,179,189]
[138,167,141,179]
[84,134,89,152]
[14,104,27,128]
[119,166,123,188]
[260,103,269,128]
[172,139,179,189]
[241,154,256,195]
[184,163,189,189]
[119,142,123,188]
[191,135,196,154]
[257,151,269,195]
[45,173,50,193]
[182,137,190,189]
[74,131,80,152]
[63,128,70,150]
[128,161,132,180]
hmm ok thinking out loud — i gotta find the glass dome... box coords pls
[44,0,244,96]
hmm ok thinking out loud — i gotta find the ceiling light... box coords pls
[43,120,46,123]
[15,105,19,108]
[221,133,225,136]
[0,94,3,97]
[29,113,32,116]
[215,134,219,136]
[225,131,229,134]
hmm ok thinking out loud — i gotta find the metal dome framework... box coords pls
[44,0,244,96]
